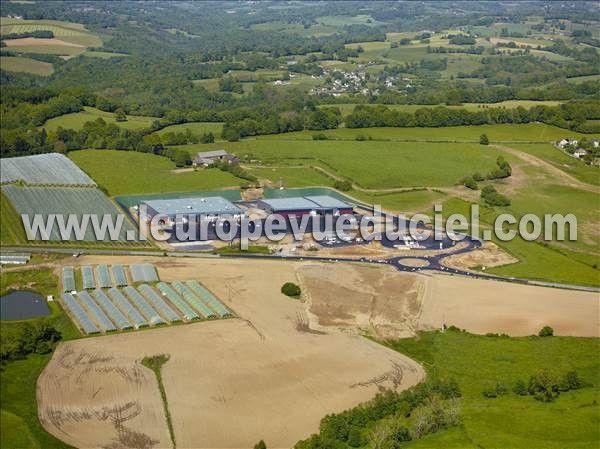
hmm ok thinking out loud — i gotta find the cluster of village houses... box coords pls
[556,138,599,163]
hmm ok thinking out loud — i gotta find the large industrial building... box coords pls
[140,196,245,224]
[257,195,354,217]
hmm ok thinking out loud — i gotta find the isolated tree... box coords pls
[114,107,127,122]
[538,325,554,337]
[281,282,301,297]
[479,134,489,145]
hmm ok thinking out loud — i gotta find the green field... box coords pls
[1,267,80,449]
[257,123,581,142]
[436,197,599,287]
[0,56,54,76]
[69,150,243,195]
[198,140,506,188]
[155,122,224,138]
[319,101,564,117]
[81,50,129,59]
[192,78,220,91]
[246,166,336,188]
[43,107,156,131]
[4,43,86,57]
[0,191,27,245]
[386,331,600,449]
[508,143,600,186]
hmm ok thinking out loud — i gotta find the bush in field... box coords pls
[481,185,510,206]
[334,180,352,191]
[312,133,328,140]
[560,371,583,391]
[281,282,301,297]
[538,325,554,337]
[528,369,561,402]
[479,134,489,145]
[463,177,478,190]
[513,379,528,396]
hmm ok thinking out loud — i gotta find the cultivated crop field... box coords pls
[38,256,425,449]
[69,150,243,195]
[0,18,102,47]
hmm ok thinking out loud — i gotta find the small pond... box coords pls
[0,291,51,321]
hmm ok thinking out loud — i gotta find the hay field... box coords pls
[0,56,54,76]
[418,275,600,337]
[38,256,424,449]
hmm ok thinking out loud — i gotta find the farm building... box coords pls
[140,196,245,224]
[257,195,354,217]
[193,150,238,166]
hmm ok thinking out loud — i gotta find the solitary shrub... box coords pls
[281,282,301,297]
[482,382,507,398]
[513,379,528,396]
[479,134,489,145]
[334,179,352,191]
[464,177,478,190]
[538,325,554,337]
[254,440,267,449]
[312,133,328,140]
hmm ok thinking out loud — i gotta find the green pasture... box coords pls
[507,143,599,186]
[0,56,53,76]
[316,15,384,28]
[199,140,505,189]
[0,191,27,245]
[81,51,129,59]
[155,122,224,138]
[566,74,600,84]
[43,107,156,131]
[1,267,80,449]
[69,150,242,195]
[351,189,447,213]
[318,101,564,117]
[192,78,220,92]
[245,166,335,188]
[435,197,599,287]
[388,331,600,449]
[257,123,582,142]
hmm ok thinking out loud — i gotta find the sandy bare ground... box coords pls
[441,242,518,270]
[40,256,424,449]
[418,274,600,337]
[4,37,85,47]
[298,263,425,339]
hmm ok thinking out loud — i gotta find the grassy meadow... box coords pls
[1,267,80,449]
[386,331,600,449]
[198,140,510,188]
[256,123,582,142]
[68,149,242,195]
[320,101,564,117]
[154,122,223,138]
[43,107,156,131]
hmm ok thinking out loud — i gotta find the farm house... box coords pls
[257,195,354,217]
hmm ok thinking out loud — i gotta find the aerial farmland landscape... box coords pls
[0,1,599,449]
